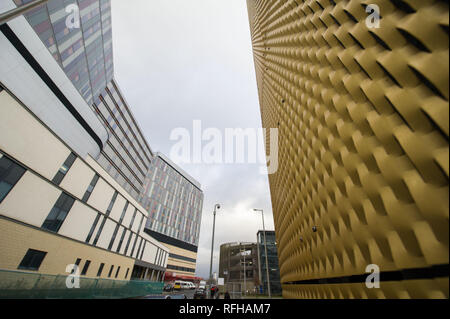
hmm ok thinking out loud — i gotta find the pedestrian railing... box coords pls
[0,269,163,299]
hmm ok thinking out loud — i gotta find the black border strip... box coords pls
[0,24,104,150]
[144,229,198,253]
[284,264,449,285]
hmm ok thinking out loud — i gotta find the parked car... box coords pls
[173,281,183,290]
[193,288,207,299]
[173,280,196,290]
[182,282,190,290]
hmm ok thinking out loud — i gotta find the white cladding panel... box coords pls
[109,194,126,222]
[87,178,115,213]
[96,218,116,250]
[0,11,108,160]
[0,172,61,228]
[142,242,158,265]
[0,91,71,181]
[58,201,97,242]
[60,159,95,199]
[122,205,135,229]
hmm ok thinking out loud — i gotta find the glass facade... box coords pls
[142,155,204,246]
[14,0,114,106]
[14,0,158,204]
[92,80,153,201]
[15,0,204,254]
[257,231,282,295]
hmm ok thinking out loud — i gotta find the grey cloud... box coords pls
[111,0,274,279]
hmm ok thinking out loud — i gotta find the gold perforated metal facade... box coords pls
[246,0,449,298]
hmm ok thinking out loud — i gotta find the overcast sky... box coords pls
[111,0,274,279]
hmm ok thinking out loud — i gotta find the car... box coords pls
[181,282,190,290]
[173,280,183,290]
[193,288,207,299]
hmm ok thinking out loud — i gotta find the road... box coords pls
[163,289,196,299]
[140,289,221,299]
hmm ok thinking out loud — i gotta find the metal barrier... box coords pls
[0,269,163,299]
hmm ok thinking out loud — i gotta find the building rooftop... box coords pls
[156,152,202,190]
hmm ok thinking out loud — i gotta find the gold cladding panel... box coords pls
[246,0,449,298]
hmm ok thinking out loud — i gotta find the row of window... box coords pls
[168,253,196,264]
[95,95,147,183]
[96,152,140,201]
[98,90,148,178]
[107,81,152,164]
[166,264,195,274]
[0,149,197,250]
[18,248,129,279]
[16,0,114,106]
[0,152,166,269]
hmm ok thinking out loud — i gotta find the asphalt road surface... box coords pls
[140,289,218,299]
[164,289,196,299]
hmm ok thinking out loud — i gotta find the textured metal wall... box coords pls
[246,0,448,298]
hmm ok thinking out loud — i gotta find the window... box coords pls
[108,201,128,250]
[52,153,76,185]
[72,258,81,274]
[168,253,196,263]
[129,208,137,228]
[0,156,26,203]
[97,263,105,277]
[85,213,101,243]
[18,249,47,271]
[93,191,118,245]
[130,236,140,257]
[123,232,133,255]
[135,238,143,259]
[118,201,128,224]
[41,193,75,232]
[125,268,129,279]
[139,241,146,260]
[108,265,114,278]
[81,260,91,276]
[115,266,121,278]
[82,174,99,202]
[166,264,195,273]
[108,224,120,250]
[116,229,127,253]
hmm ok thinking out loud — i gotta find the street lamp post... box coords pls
[208,204,220,297]
[256,236,263,294]
[253,209,271,298]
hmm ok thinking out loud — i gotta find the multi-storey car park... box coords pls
[246,0,448,298]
